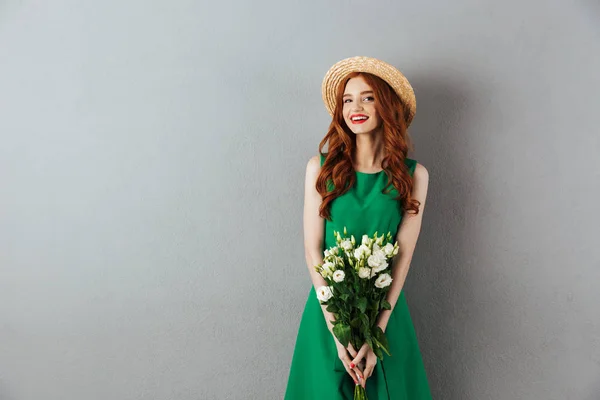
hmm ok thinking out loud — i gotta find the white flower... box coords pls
[372,243,385,258]
[323,261,335,271]
[325,247,340,257]
[332,270,345,282]
[333,255,345,268]
[367,254,380,268]
[316,285,334,301]
[362,234,370,245]
[372,261,389,274]
[367,252,388,273]
[321,261,336,277]
[354,247,364,260]
[340,239,353,251]
[375,273,393,288]
[353,244,371,260]
[374,250,387,262]
[383,243,395,256]
[358,267,371,279]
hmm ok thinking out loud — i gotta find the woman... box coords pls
[285,56,432,399]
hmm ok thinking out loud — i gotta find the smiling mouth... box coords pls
[351,116,369,124]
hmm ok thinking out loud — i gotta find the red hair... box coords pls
[316,72,421,221]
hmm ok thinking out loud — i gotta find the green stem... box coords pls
[354,383,368,400]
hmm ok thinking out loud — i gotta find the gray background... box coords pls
[1,0,599,399]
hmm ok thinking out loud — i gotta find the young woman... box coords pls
[285,56,432,399]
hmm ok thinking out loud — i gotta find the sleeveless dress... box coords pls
[284,153,432,400]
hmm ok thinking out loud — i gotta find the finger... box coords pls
[354,370,365,386]
[351,345,369,366]
[344,365,359,384]
[362,365,374,388]
[365,362,376,379]
[352,365,364,382]
[347,342,357,358]
[358,359,366,371]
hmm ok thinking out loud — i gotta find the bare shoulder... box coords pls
[305,155,323,199]
[306,155,322,177]
[411,163,429,204]
[413,162,429,183]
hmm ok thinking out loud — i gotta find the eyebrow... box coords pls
[343,90,374,98]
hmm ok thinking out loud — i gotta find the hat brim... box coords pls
[321,56,416,126]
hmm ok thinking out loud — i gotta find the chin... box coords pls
[351,125,376,134]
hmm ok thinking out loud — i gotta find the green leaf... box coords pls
[365,336,374,350]
[373,336,391,358]
[358,313,370,330]
[356,297,367,314]
[350,317,361,328]
[326,303,339,313]
[333,323,351,347]
[374,326,391,355]
[373,344,383,360]
[373,326,384,339]
[381,300,391,310]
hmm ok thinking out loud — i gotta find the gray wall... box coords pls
[1,0,599,399]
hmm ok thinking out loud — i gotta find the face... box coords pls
[342,75,382,135]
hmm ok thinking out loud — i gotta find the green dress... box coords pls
[284,153,432,400]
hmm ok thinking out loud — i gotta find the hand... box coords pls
[350,342,378,389]
[335,340,365,386]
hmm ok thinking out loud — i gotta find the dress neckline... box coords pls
[355,169,384,176]
[319,153,385,176]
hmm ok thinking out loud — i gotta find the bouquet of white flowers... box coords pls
[314,227,399,400]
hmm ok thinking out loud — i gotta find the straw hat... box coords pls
[321,56,416,126]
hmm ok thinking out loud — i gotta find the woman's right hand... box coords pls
[335,339,364,386]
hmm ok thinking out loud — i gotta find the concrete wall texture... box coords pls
[1,0,599,399]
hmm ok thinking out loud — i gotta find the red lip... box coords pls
[350,114,369,124]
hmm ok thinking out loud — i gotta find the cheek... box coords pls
[342,107,352,120]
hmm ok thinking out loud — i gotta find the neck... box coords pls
[354,129,385,169]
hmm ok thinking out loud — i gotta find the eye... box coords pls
[343,96,374,104]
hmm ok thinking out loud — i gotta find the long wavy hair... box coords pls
[317,71,421,221]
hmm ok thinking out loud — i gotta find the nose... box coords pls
[351,102,364,112]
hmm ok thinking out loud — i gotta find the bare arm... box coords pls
[376,162,430,332]
[303,155,337,337]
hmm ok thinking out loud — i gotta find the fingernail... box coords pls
[350,362,355,368]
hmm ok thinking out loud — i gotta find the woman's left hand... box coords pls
[350,342,378,389]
